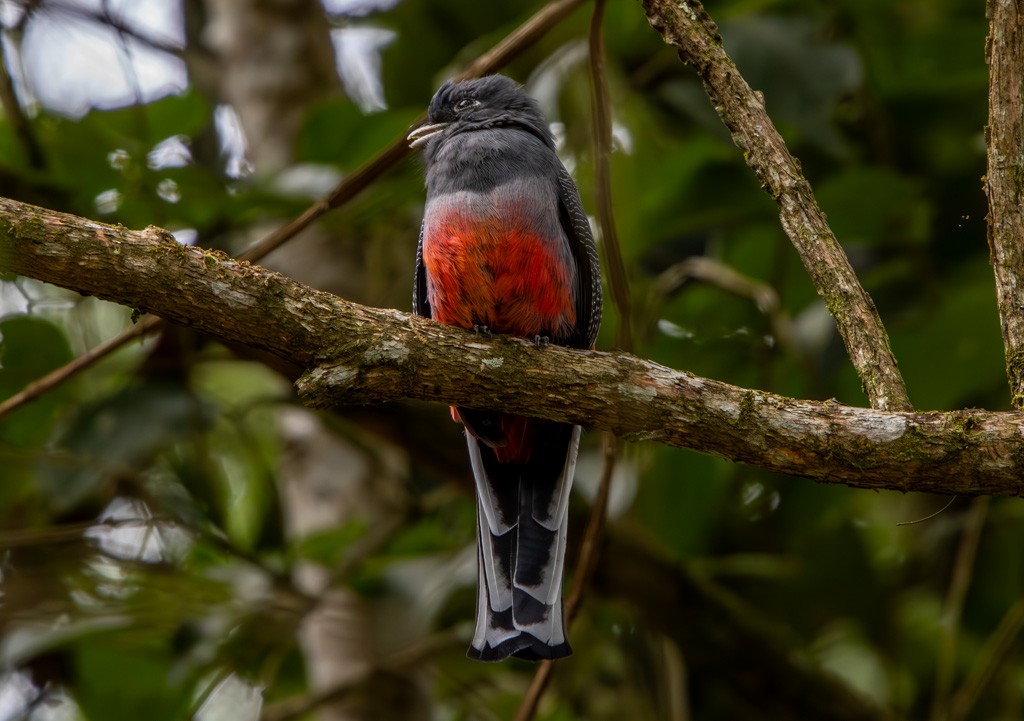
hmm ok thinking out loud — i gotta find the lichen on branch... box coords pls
[3,195,1024,498]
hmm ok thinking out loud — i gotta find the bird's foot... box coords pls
[472,324,493,338]
[534,335,550,347]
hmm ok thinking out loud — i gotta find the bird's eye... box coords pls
[454,98,479,112]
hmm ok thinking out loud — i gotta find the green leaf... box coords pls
[722,14,863,157]
[73,635,194,721]
[296,100,420,169]
[40,382,208,513]
[633,446,732,556]
[0,315,74,447]
[291,519,368,567]
[817,167,929,247]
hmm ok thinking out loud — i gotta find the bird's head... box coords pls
[407,75,553,154]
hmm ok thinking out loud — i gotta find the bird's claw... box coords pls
[472,324,493,338]
[534,335,550,347]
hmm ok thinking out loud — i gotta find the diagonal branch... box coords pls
[4,196,1024,497]
[984,0,1024,409]
[640,0,911,413]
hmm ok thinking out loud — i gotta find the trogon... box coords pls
[408,75,602,662]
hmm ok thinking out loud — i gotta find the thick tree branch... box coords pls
[985,0,1024,409]
[640,0,911,413]
[3,197,1024,497]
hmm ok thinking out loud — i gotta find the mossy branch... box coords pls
[3,196,1024,497]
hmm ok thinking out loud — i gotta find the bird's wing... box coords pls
[413,219,431,318]
[556,165,602,349]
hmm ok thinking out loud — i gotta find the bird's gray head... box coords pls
[407,75,554,155]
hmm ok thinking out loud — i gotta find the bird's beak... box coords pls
[407,122,450,149]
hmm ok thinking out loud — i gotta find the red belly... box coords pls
[422,206,576,339]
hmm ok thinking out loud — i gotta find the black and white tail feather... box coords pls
[465,425,580,661]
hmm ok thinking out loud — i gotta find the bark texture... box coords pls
[985,0,1024,409]
[3,196,1024,498]
[641,0,911,413]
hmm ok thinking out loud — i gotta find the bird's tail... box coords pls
[464,419,579,662]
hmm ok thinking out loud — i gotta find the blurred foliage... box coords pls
[0,0,1021,720]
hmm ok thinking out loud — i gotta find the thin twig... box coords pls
[947,596,1024,721]
[656,256,806,366]
[896,495,959,526]
[237,139,410,262]
[0,315,160,419]
[661,635,690,721]
[598,524,893,721]
[457,0,587,81]
[261,632,463,721]
[0,0,587,421]
[514,661,555,721]
[41,0,185,57]
[0,518,100,546]
[641,0,910,412]
[587,0,631,352]
[186,668,234,720]
[566,433,617,621]
[929,497,990,721]
[243,0,587,262]
[514,435,619,721]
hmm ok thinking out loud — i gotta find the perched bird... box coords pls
[408,75,602,662]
